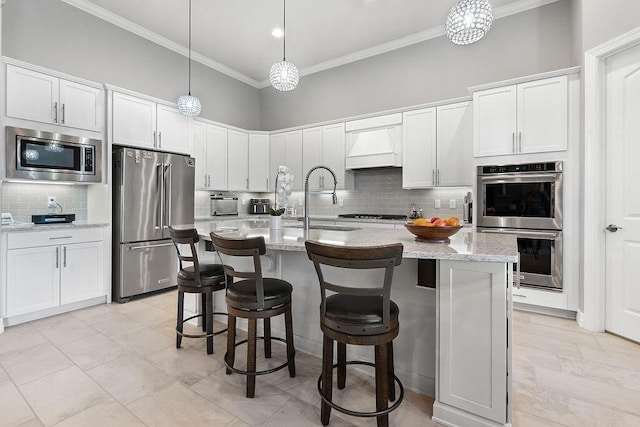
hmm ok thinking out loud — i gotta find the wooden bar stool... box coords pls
[210,232,296,398]
[169,227,227,355]
[305,241,405,427]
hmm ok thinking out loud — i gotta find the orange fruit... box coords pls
[433,219,447,227]
[413,218,427,226]
[445,216,460,226]
[424,221,435,227]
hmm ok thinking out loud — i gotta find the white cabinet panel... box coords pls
[322,123,352,190]
[58,79,102,131]
[112,92,156,149]
[6,65,59,125]
[6,246,60,317]
[192,121,208,189]
[156,104,190,154]
[286,131,304,190]
[437,101,473,187]
[249,134,270,192]
[227,129,249,191]
[270,133,286,179]
[402,108,437,188]
[302,127,324,190]
[208,125,228,190]
[60,241,103,305]
[473,86,517,157]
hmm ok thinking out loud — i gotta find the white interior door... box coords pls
[605,42,640,343]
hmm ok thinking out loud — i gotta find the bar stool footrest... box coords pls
[177,312,228,339]
[225,336,295,376]
[317,360,404,418]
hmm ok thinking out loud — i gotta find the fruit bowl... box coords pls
[404,223,463,243]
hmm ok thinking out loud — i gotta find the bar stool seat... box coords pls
[324,295,399,330]
[169,227,228,355]
[226,278,292,308]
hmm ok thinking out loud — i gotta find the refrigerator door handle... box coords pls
[128,242,175,250]
[157,163,164,230]
[164,163,172,228]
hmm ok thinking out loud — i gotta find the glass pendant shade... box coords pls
[445,0,493,45]
[270,60,299,92]
[177,94,202,117]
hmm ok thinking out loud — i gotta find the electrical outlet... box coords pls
[434,199,441,209]
[47,196,57,209]
[338,198,344,207]
[241,198,247,206]
[449,199,456,209]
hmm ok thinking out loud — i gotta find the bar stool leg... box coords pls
[387,341,395,401]
[375,344,389,427]
[176,291,184,349]
[337,342,346,389]
[264,317,272,358]
[205,290,213,355]
[247,318,258,398]
[321,334,334,426]
[226,315,237,375]
[200,294,207,332]
[285,308,296,377]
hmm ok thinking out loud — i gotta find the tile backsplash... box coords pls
[197,168,470,221]
[1,182,88,223]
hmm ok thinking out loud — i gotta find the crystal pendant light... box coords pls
[177,0,202,116]
[270,0,299,91]
[445,0,493,46]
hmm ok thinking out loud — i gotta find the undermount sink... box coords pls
[285,224,361,232]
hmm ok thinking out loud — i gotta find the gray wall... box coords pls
[581,0,640,51]
[1,0,260,130]
[259,0,575,131]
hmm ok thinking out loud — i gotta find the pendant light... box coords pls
[177,0,202,116]
[270,0,299,91]
[445,0,493,46]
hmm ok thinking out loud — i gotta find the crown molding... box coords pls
[61,0,560,90]
[60,0,262,88]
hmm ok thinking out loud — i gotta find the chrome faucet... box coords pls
[304,165,338,234]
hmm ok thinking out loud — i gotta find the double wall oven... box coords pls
[477,162,563,291]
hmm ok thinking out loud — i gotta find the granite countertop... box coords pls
[1,222,110,233]
[196,220,517,263]
[195,215,413,225]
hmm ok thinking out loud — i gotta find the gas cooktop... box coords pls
[338,214,407,220]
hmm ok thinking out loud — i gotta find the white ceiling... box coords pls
[61,0,558,88]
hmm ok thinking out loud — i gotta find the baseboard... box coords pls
[513,302,576,319]
[4,296,107,327]
[433,401,511,427]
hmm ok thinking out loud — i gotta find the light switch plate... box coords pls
[449,199,456,209]
[434,199,441,209]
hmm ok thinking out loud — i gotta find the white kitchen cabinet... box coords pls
[436,101,473,186]
[473,76,568,157]
[227,129,249,191]
[5,228,105,319]
[249,134,271,192]
[112,92,190,155]
[303,123,353,191]
[6,64,103,132]
[402,102,472,188]
[192,121,227,190]
[270,130,303,190]
[402,107,437,188]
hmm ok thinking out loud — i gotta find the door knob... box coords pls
[606,224,623,232]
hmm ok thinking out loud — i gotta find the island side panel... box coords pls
[434,260,508,427]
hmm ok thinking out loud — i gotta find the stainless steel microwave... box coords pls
[5,126,102,183]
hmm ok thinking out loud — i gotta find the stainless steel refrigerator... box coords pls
[112,147,195,302]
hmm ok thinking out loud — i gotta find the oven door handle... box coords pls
[480,173,558,183]
[479,228,559,240]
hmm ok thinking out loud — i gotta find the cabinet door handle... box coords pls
[63,246,67,267]
[55,247,59,268]
[61,103,65,124]
[437,169,440,186]
[204,174,208,187]
[246,178,249,189]
[266,177,269,190]
[432,169,435,185]
[53,102,58,123]
[518,132,522,153]
[208,174,211,187]
[158,131,162,148]
[153,131,157,146]
[512,133,516,153]
[49,236,73,240]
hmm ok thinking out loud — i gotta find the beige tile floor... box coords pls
[1,290,639,426]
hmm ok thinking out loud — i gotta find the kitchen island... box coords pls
[196,220,518,427]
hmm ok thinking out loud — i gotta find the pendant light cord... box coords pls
[282,0,286,61]
[188,0,192,95]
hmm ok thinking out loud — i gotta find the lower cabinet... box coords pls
[5,228,105,319]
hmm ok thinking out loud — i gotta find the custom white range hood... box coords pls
[345,113,402,169]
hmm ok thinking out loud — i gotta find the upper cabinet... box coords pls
[270,130,303,190]
[192,121,228,190]
[402,101,472,188]
[473,76,568,157]
[248,134,271,192]
[6,64,103,132]
[112,92,190,155]
[303,123,354,191]
[227,130,249,191]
